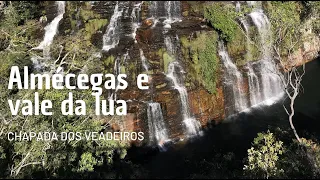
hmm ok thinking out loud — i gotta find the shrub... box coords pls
[181,31,219,94]
[243,131,285,179]
[204,3,239,42]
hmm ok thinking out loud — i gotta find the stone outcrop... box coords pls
[52,1,320,145]
[288,21,320,68]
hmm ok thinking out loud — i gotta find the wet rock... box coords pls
[286,32,320,69]
[91,32,104,49]
[142,19,153,28]
[188,87,225,126]
[0,1,4,9]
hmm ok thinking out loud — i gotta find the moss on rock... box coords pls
[181,31,220,94]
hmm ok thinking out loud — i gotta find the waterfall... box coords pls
[249,8,284,103]
[164,36,175,54]
[218,42,248,113]
[163,1,181,28]
[147,103,169,147]
[113,56,121,100]
[247,63,262,106]
[123,50,129,63]
[240,16,262,106]
[166,62,201,136]
[148,1,181,28]
[164,1,181,21]
[102,1,124,51]
[239,16,251,61]
[247,1,261,9]
[131,2,142,43]
[259,60,284,102]
[164,35,201,136]
[247,1,256,7]
[221,6,284,115]
[109,52,129,101]
[249,9,272,58]
[31,56,43,71]
[139,48,170,148]
[33,1,65,55]
[149,1,159,18]
[108,56,121,100]
[139,49,171,146]
[139,49,149,72]
[236,2,241,12]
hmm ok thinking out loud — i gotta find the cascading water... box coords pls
[249,8,283,103]
[149,1,160,18]
[218,42,248,113]
[249,9,272,58]
[139,49,149,72]
[147,103,169,147]
[239,16,253,65]
[131,2,142,43]
[239,16,263,106]
[239,17,251,60]
[114,56,121,100]
[247,1,256,7]
[102,1,124,51]
[34,1,65,52]
[108,51,129,101]
[236,1,241,12]
[247,63,262,106]
[222,5,284,116]
[164,36,175,54]
[163,1,181,28]
[166,1,181,21]
[165,36,201,137]
[166,62,201,136]
[31,1,65,72]
[108,56,121,100]
[148,1,181,28]
[139,49,170,147]
[258,60,284,102]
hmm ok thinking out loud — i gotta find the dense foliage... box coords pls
[243,131,285,178]
[0,1,319,179]
[204,3,239,42]
[181,31,219,94]
[265,1,302,61]
[0,2,129,178]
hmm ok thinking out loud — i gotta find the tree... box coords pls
[279,137,320,178]
[267,1,304,143]
[0,2,128,178]
[267,2,320,175]
[243,131,285,179]
[278,64,305,144]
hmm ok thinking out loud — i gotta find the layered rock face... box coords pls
[39,1,319,147]
[88,1,226,145]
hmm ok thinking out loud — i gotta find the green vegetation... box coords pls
[181,31,219,94]
[187,1,205,16]
[1,1,320,179]
[265,2,302,60]
[226,27,247,65]
[242,129,320,179]
[204,3,239,42]
[204,2,259,65]
[156,48,174,73]
[243,131,284,178]
[303,1,320,34]
[11,1,43,24]
[162,51,174,73]
[0,2,129,178]
[84,19,108,40]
